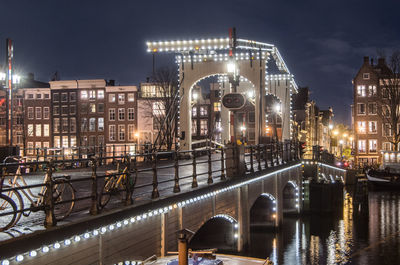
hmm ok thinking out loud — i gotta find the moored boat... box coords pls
[366,169,400,189]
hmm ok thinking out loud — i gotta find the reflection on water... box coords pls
[243,190,400,265]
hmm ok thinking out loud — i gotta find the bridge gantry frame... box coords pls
[146,31,298,151]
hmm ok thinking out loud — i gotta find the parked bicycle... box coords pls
[99,158,136,209]
[0,164,75,231]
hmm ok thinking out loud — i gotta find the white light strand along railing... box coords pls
[1,163,301,265]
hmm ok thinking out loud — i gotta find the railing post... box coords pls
[264,144,269,169]
[44,161,56,228]
[257,145,262,171]
[192,150,198,188]
[207,147,213,184]
[89,157,98,215]
[151,152,159,199]
[173,150,181,193]
[125,155,133,205]
[112,144,116,164]
[280,142,284,164]
[250,146,254,173]
[220,147,226,180]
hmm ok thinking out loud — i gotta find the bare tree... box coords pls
[377,51,400,151]
[140,67,179,151]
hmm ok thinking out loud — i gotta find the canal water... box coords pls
[242,190,400,265]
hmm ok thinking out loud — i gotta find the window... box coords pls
[61,93,68,102]
[89,136,96,147]
[44,93,50,99]
[81,118,87,132]
[89,90,96,100]
[36,94,42,99]
[53,118,60,133]
[53,106,60,115]
[62,136,69,148]
[200,120,208,135]
[249,112,255,123]
[192,120,197,135]
[357,85,366,97]
[98,90,104,99]
[62,105,68,115]
[70,118,76,133]
[118,125,125,141]
[82,136,88,146]
[70,92,76,102]
[200,106,207,116]
[118,94,125,104]
[54,136,60,148]
[383,142,392,151]
[118,108,125,121]
[70,136,76,147]
[89,103,96,113]
[36,124,41,137]
[28,107,34,119]
[357,121,366,134]
[70,105,76,115]
[383,123,392,136]
[369,139,377,153]
[43,141,50,149]
[81,90,88,99]
[44,124,50,137]
[43,107,50,119]
[383,105,390,117]
[89,118,96,132]
[363,73,370,80]
[128,108,135,120]
[62,118,68,133]
[368,85,377,96]
[109,109,116,121]
[213,102,221,112]
[109,125,116,141]
[128,93,135,102]
[27,124,34,136]
[382,87,389,98]
[153,102,165,116]
[98,118,104,131]
[368,103,377,115]
[358,140,366,153]
[35,142,41,150]
[357,103,366,115]
[98,103,104,113]
[27,93,34,99]
[109,94,116,102]
[192,107,197,117]
[98,135,104,146]
[53,93,59,102]
[128,124,135,141]
[27,142,34,155]
[368,121,377,133]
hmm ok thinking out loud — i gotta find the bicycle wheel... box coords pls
[53,181,75,221]
[7,188,24,224]
[0,194,17,232]
[99,177,115,209]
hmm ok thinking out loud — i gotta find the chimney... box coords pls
[107,79,115,86]
[370,58,374,66]
[28,73,34,80]
[378,57,385,65]
[146,77,150,83]
[363,56,369,64]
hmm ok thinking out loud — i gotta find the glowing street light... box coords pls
[192,92,198,101]
[328,124,333,130]
[274,103,281,113]
[333,130,339,136]
[227,61,236,74]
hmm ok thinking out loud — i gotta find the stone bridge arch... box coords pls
[250,193,277,229]
[282,180,300,214]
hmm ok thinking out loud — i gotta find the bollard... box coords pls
[192,150,198,188]
[125,155,133,205]
[151,152,160,199]
[173,150,181,193]
[207,148,213,184]
[220,147,226,180]
[44,161,56,227]
[249,146,254,173]
[89,158,98,215]
[178,231,189,265]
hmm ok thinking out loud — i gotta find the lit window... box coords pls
[97,90,104,99]
[27,142,34,155]
[98,118,104,131]
[118,94,125,104]
[89,118,96,132]
[54,136,60,148]
[109,94,116,102]
[81,90,88,99]
[200,106,207,116]
[36,124,41,137]
[128,93,135,102]
[369,139,377,153]
[192,107,197,117]
[200,120,208,135]
[358,140,366,153]
[192,120,197,135]
[44,124,50,137]
[27,124,34,136]
[118,125,125,141]
[213,102,221,111]
[383,142,392,151]
[70,136,76,147]
[357,121,366,133]
[53,118,60,133]
[62,136,69,148]
[368,121,377,133]
[43,141,50,149]
[89,90,96,100]
[152,102,165,116]
[89,103,96,113]
[368,85,376,96]
[128,124,135,141]
[81,118,87,132]
[357,85,366,97]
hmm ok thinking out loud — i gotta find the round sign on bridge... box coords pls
[222,93,246,110]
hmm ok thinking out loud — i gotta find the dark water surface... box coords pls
[243,190,400,265]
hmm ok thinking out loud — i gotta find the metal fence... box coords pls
[0,141,299,231]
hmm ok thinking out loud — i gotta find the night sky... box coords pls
[1,0,400,124]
